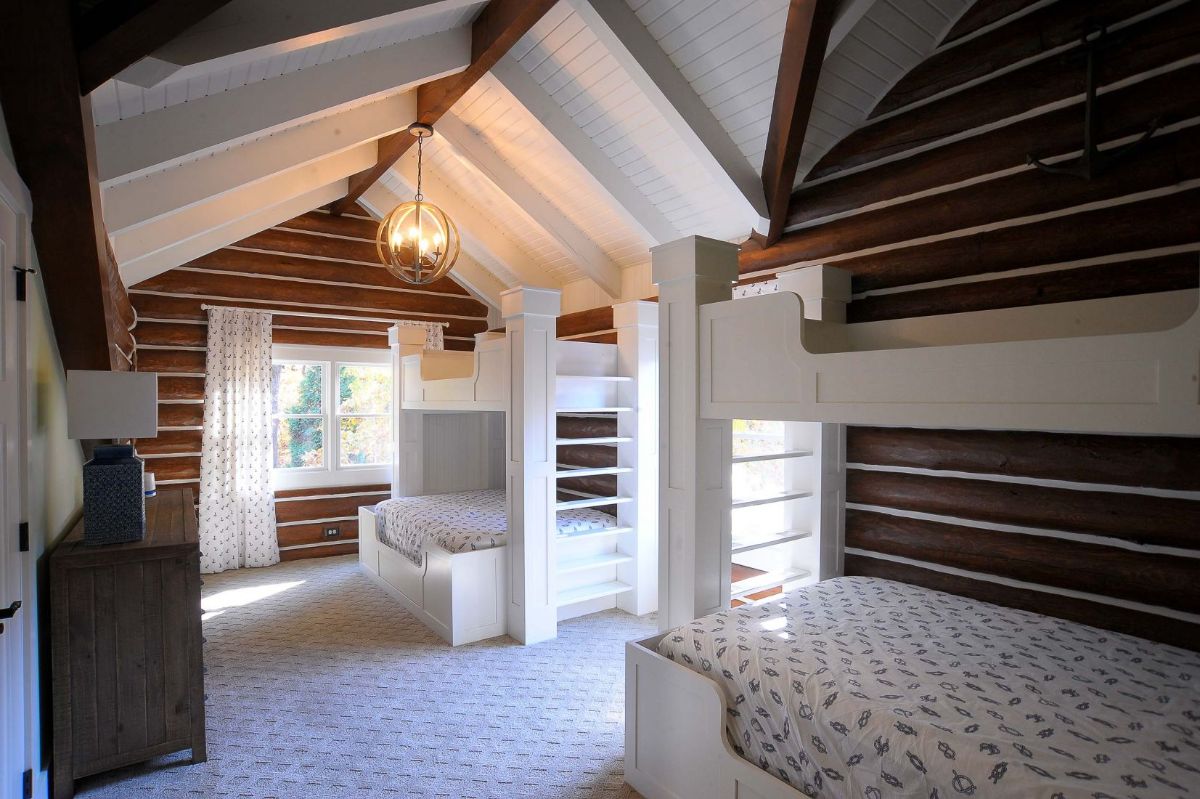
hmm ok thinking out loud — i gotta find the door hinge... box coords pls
[13,266,35,302]
[18,521,29,553]
[22,769,32,799]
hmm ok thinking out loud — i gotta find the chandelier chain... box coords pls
[415,135,424,202]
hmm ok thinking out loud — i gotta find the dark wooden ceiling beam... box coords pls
[0,0,128,371]
[328,0,558,216]
[760,0,836,246]
[77,0,235,94]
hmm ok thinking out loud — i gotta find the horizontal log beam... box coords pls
[136,429,202,455]
[189,248,473,297]
[155,376,205,401]
[557,416,619,439]
[279,542,359,561]
[809,1,1197,181]
[847,252,1199,323]
[275,484,390,500]
[277,521,360,549]
[556,445,618,469]
[556,306,614,339]
[787,63,1200,229]
[139,349,205,374]
[846,426,1200,490]
[276,210,378,240]
[874,0,1163,118]
[747,123,1200,275]
[157,404,203,428]
[276,494,387,524]
[836,188,1200,291]
[847,509,1199,613]
[846,469,1200,549]
[135,270,486,318]
[139,455,199,481]
[843,554,1198,650]
[940,0,1043,44]
[558,474,618,497]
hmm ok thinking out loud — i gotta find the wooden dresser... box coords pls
[50,488,206,799]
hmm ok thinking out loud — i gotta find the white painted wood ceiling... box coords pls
[89,0,976,306]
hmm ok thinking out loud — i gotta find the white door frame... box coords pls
[0,137,38,799]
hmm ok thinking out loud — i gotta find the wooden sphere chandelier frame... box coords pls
[376,123,461,285]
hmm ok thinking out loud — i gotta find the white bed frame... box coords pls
[362,288,659,645]
[625,636,806,799]
[358,506,507,646]
[629,236,1200,799]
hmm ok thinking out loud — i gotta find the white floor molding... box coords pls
[75,555,656,799]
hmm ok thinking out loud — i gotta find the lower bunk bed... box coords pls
[358,488,616,645]
[626,576,1200,799]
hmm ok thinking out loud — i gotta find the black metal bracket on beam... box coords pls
[13,266,36,302]
[1027,25,1158,180]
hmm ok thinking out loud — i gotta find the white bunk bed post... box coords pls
[653,236,738,631]
[613,300,659,616]
[502,286,562,645]
[390,326,428,498]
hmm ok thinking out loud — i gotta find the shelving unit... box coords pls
[553,303,658,624]
[729,421,824,606]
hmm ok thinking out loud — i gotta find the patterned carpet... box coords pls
[77,555,656,799]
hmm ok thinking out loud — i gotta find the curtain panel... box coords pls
[198,307,280,573]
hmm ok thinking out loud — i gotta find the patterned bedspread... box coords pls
[374,489,615,566]
[657,576,1200,798]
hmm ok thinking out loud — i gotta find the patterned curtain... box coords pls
[198,307,279,573]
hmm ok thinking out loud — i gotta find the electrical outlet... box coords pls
[323,525,340,539]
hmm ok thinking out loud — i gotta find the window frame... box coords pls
[271,344,392,490]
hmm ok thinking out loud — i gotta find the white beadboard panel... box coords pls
[90,2,484,126]
[451,74,652,273]
[625,0,790,170]
[403,137,586,285]
[513,4,750,241]
[794,0,970,185]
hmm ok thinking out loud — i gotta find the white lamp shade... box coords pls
[67,370,159,440]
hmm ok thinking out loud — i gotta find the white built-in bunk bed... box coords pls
[625,237,1200,799]
[358,288,658,645]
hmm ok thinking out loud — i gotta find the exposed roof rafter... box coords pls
[438,114,622,298]
[566,0,768,229]
[329,0,560,216]
[96,27,469,184]
[103,92,417,233]
[762,0,838,246]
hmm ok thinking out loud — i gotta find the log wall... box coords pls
[749,0,1200,648]
[131,206,491,561]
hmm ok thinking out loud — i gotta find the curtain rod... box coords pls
[199,304,451,327]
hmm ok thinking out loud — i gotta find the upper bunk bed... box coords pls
[700,272,1200,436]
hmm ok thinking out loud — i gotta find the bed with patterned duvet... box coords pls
[374,488,616,566]
[656,576,1200,798]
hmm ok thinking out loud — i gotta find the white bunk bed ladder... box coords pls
[554,301,658,621]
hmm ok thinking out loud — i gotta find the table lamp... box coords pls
[67,370,159,545]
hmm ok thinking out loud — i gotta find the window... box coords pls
[271,345,392,489]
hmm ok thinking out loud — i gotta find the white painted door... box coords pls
[0,179,30,799]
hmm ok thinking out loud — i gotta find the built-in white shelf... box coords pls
[556,407,634,414]
[730,568,811,601]
[558,552,634,574]
[557,374,633,382]
[555,495,634,511]
[556,525,633,542]
[731,529,812,555]
[557,580,634,607]
[555,466,633,478]
[730,490,813,510]
[555,436,632,446]
[731,449,814,464]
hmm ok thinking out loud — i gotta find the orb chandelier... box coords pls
[376,123,461,285]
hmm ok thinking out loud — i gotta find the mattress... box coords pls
[374,489,616,566]
[657,576,1200,798]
